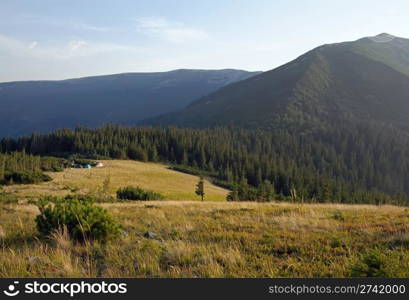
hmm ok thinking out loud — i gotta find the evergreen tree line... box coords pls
[1,123,409,204]
[0,151,62,185]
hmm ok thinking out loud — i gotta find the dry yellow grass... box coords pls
[2,160,228,201]
[1,201,409,277]
[2,161,409,277]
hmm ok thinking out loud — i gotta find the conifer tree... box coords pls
[195,176,205,201]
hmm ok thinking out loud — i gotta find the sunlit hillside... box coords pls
[2,160,228,202]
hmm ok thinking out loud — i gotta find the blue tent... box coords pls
[84,164,92,169]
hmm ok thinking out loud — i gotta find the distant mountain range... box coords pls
[0,69,260,137]
[147,33,409,130]
[3,33,409,137]
[4,33,409,202]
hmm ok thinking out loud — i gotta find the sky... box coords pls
[1,0,409,82]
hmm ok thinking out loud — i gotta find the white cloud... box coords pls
[0,34,134,60]
[8,14,112,33]
[0,34,21,51]
[136,17,209,43]
[28,41,38,49]
[77,23,111,32]
[69,40,87,51]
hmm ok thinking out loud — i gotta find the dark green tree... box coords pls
[195,176,205,201]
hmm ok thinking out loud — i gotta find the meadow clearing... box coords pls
[1,160,228,202]
[1,160,409,277]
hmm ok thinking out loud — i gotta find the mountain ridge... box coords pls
[0,69,260,137]
[145,33,409,130]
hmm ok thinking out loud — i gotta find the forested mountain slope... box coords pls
[147,34,409,130]
[2,124,409,204]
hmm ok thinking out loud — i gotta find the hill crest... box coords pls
[144,33,409,130]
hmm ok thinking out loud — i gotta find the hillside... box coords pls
[1,201,409,277]
[4,34,409,205]
[3,125,409,204]
[2,160,228,201]
[146,34,409,130]
[0,69,259,137]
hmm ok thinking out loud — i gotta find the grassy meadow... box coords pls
[1,201,409,277]
[1,160,228,202]
[1,160,409,277]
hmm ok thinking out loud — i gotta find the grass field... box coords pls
[1,160,409,277]
[2,160,228,201]
[1,201,409,277]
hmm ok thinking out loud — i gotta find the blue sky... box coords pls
[1,0,409,81]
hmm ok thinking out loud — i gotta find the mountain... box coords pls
[146,34,409,130]
[0,69,260,137]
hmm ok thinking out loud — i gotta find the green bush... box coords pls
[116,186,165,201]
[332,210,345,221]
[349,248,408,277]
[64,194,117,203]
[1,171,52,185]
[35,195,121,242]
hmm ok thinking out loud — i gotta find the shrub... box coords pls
[349,248,408,277]
[35,195,121,242]
[116,186,165,201]
[66,193,117,203]
[332,210,345,221]
[1,171,52,185]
